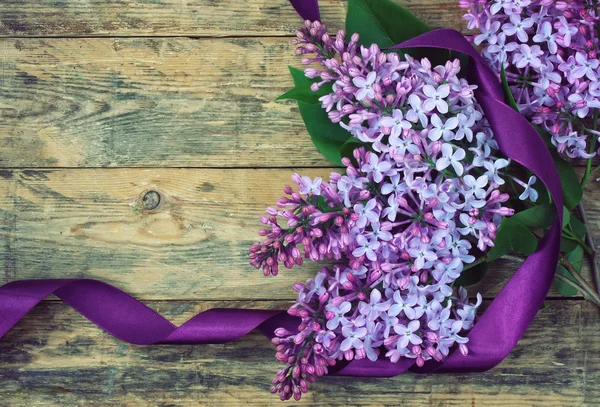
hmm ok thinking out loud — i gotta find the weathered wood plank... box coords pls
[0,0,467,38]
[0,300,597,406]
[0,168,592,300]
[0,37,331,168]
[582,179,600,248]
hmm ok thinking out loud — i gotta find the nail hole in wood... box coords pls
[142,191,161,211]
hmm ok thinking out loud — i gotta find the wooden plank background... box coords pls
[0,0,598,406]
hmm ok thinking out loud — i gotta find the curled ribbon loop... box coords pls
[0,0,563,379]
[0,279,299,345]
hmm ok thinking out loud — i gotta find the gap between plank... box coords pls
[0,34,296,40]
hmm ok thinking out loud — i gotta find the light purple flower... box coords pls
[408,243,438,270]
[358,289,391,321]
[297,175,322,195]
[512,44,543,69]
[366,222,393,242]
[405,94,429,127]
[388,290,419,319]
[518,175,538,202]
[354,198,379,228]
[486,33,519,65]
[382,194,400,221]
[326,301,352,330]
[340,320,368,351]
[502,13,534,42]
[422,84,450,113]
[429,114,459,141]
[393,320,422,348]
[380,109,412,139]
[353,234,381,261]
[483,158,509,185]
[532,21,557,54]
[556,16,577,47]
[353,71,377,101]
[474,20,501,45]
[361,153,392,183]
[436,144,466,176]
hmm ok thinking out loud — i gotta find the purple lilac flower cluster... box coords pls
[460,0,600,159]
[250,21,533,400]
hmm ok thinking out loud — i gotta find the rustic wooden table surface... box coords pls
[0,1,599,405]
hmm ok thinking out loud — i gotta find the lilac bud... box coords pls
[275,328,292,337]
[384,335,397,347]
[414,356,424,368]
[431,141,442,155]
[358,190,370,199]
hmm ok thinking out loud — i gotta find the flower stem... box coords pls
[581,109,598,189]
[577,202,600,296]
[560,257,600,307]
[470,253,600,308]
[562,229,594,256]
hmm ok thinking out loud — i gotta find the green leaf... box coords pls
[568,216,586,240]
[554,265,579,296]
[454,261,489,288]
[510,203,556,229]
[297,99,353,143]
[297,101,350,165]
[344,0,443,63]
[560,236,578,253]
[566,244,585,272]
[277,67,333,104]
[500,65,519,112]
[487,218,539,262]
[345,0,430,49]
[340,139,369,162]
[278,67,355,164]
[281,66,352,153]
[553,154,583,210]
[530,126,583,208]
[314,195,341,213]
[555,244,584,296]
[562,206,571,230]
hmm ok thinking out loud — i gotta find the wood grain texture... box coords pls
[0,37,329,168]
[0,300,598,406]
[0,0,468,38]
[0,168,592,300]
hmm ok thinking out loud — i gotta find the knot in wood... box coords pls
[142,191,161,210]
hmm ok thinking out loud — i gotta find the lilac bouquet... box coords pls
[460,0,600,184]
[249,17,547,400]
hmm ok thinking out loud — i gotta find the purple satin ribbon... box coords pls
[0,1,562,378]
